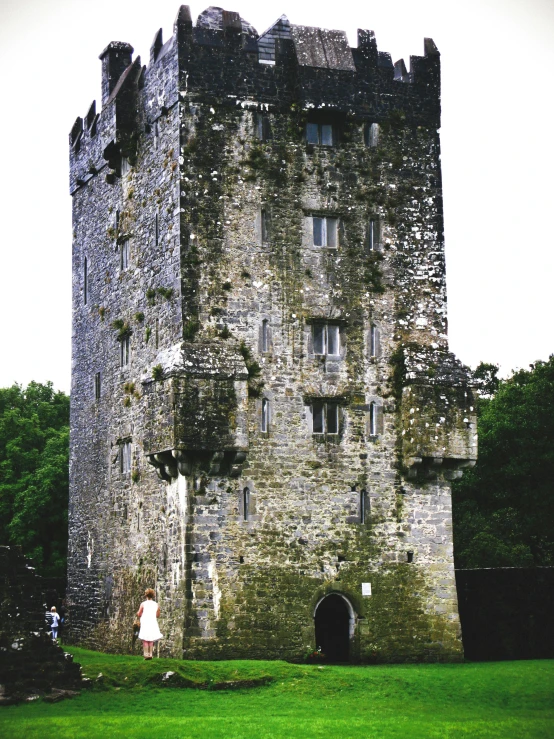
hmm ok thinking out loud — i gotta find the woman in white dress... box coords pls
[136,588,163,659]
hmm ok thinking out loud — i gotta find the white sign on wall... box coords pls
[362,582,372,597]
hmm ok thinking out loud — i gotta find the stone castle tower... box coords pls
[68,5,477,662]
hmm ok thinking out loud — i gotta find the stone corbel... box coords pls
[147,448,248,481]
[404,456,476,482]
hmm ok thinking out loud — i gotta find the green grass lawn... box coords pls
[1,648,553,738]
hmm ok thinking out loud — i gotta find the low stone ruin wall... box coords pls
[0,546,83,703]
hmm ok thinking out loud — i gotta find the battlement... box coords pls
[69,5,441,194]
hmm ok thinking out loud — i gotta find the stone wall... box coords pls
[67,6,476,662]
[0,547,82,701]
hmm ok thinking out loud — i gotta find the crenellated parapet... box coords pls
[69,5,441,194]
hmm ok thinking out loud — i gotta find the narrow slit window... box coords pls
[365,122,379,148]
[120,239,129,271]
[120,441,132,474]
[312,217,338,248]
[243,487,250,521]
[360,490,368,524]
[261,209,270,243]
[120,335,130,367]
[407,551,414,563]
[370,326,379,358]
[262,319,270,353]
[256,114,272,142]
[155,318,159,349]
[261,398,269,432]
[368,218,379,251]
[369,402,377,436]
[83,257,88,305]
[94,372,101,400]
[155,213,159,246]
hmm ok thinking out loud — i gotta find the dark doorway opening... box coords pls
[314,594,351,662]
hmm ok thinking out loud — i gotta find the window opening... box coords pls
[243,487,250,521]
[313,216,338,248]
[369,402,377,436]
[120,239,129,271]
[261,398,269,432]
[407,551,414,563]
[370,326,379,358]
[365,122,379,148]
[120,440,131,474]
[262,319,270,353]
[313,324,340,356]
[261,208,270,243]
[368,218,379,251]
[155,213,159,246]
[256,114,272,142]
[155,318,159,350]
[120,335,130,367]
[306,122,333,146]
[83,257,88,305]
[94,372,101,400]
[360,490,368,524]
[312,401,339,435]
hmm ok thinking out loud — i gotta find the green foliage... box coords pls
[453,356,554,568]
[239,341,263,397]
[364,252,385,294]
[4,648,554,738]
[134,312,145,324]
[111,319,130,340]
[183,319,200,341]
[157,287,174,301]
[0,382,69,576]
[472,361,500,398]
[152,365,163,381]
[146,288,157,305]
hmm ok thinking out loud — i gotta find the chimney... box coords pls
[99,42,134,106]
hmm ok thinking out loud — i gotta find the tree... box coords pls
[452,357,554,568]
[0,382,69,576]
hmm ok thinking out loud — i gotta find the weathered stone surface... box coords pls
[67,6,476,663]
[0,547,83,702]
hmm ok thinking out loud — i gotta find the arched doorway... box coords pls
[314,593,354,662]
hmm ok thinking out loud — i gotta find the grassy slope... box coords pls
[1,648,553,738]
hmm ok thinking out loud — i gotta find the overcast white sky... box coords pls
[0,0,553,393]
